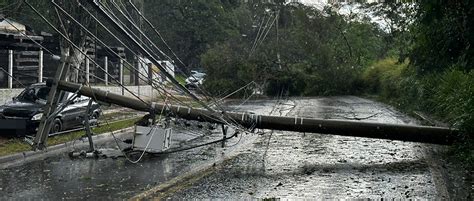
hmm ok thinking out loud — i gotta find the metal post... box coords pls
[8,50,13,88]
[137,57,140,96]
[134,56,139,85]
[85,57,90,83]
[221,124,227,148]
[147,63,152,85]
[104,56,108,85]
[148,63,152,100]
[85,99,95,152]
[119,58,124,95]
[38,49,43,83]
[74,63,79,82]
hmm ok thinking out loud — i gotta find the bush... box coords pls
[361,57,408,98]
[435,69,474,131]
[435,69,474,167]
[362,60,474,167]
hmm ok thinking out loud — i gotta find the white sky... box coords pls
[298,0,388,31]
[299,0,328,9]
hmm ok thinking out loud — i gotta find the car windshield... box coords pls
[17,86,50,102]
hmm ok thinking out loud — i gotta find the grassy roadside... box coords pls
[0,117,140,157]
[175,75,186,86]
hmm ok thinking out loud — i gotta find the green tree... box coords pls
[409,0,474,73]
[143,0,241,69]
[201,2,386,96]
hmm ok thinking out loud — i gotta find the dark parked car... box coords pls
[0,83,101,137]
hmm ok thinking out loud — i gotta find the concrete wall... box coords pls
[0,85,154,105]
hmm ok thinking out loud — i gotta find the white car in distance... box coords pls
[185,72,206,89]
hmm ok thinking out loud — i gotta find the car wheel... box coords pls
[90,112,100,126]
[50,118,62,134]
[91,111,100,120]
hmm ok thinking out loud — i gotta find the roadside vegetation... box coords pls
[359,1,473,168]
[199,2,386,96]
[144,0,473,168]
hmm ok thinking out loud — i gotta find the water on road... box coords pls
[165,96,461,199]
[0,96,466,199]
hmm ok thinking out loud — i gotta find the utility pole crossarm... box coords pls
[53,80,458,145]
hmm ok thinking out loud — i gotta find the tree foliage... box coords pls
[201,3,386,96]
[409,1,474,73]
[143,0,242,68]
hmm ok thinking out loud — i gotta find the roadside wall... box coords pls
[0,85,154,105]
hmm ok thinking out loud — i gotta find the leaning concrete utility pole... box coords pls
[33,49,70,150]
[52,80,458,145]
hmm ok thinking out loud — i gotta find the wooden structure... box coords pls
[0,31,44,87]
[95,46,126,85]
[0,21,127,88]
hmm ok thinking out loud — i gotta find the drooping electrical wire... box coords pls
[118,1,249,130]
[23,1,262,155]
[91,0,217,114]
[25,1,152,109]
[250,11,278,57]
[73,3,243,133]
[250,13,269,56]
[250,12,274,56]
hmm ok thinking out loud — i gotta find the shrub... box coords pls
[361,57,408,98]
[362,60,473,167]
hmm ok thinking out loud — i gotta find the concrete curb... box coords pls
[131,160,218,200]
[0,127,134,169]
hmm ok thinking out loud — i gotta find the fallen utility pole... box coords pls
[51,80,458,145]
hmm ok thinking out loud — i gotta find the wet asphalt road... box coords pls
[165,96,462,199]
[0,98,278,199]
[0,96,466,199]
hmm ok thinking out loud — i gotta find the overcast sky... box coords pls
[299,0,327,7]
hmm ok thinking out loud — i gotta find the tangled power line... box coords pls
[3,1,457,163]
[13,0,269,161]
